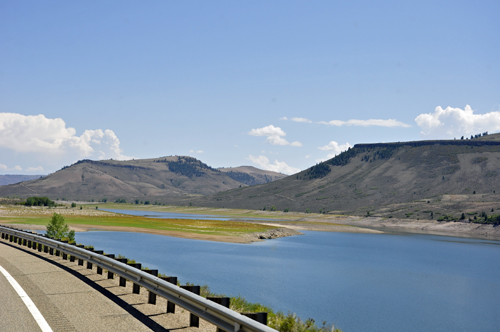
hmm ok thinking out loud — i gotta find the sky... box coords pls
[0,1,499,175]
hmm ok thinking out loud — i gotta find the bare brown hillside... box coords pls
[218,166,287,186]
[0,156,246,201]
[184,136,500,215]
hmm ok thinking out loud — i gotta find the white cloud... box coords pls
[247,155,300,175]
[280,116,288,120]
[291,117,312,123]
[248,125,302,147]
[319,119,410,127]
[26,166,44,173]
[415,105,500,137]
[317,141,352,163]
[0,163,23,172]
[189,150,204,154]
[0,113,131,161]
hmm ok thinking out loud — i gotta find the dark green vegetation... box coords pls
[46,212,75,242]
[24,196,56,207]
[186,134,500,217]
[0,156,284,202]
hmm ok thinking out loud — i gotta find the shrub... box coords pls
[25,196,55,207]
[46,213,75,242]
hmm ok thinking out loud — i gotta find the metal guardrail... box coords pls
[0,225,277,332]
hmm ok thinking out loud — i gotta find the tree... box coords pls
[46,213,75,242]
[71,202,76,208]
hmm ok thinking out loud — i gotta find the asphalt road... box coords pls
[0,239,152,332]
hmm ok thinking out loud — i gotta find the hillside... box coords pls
[185,135,500,215]
[0,156,248,201]
[218,166,287,186]
[0,175,44,186]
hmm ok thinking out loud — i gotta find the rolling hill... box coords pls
[0,156,284,201]
[218,166,287,186]
[185,134,500,215]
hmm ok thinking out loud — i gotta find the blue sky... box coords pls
[1,1,499,175]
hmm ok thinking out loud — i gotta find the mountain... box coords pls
[0,175,44,186]
[218,166,287,186]
[186,134,500,214]
[0,156,250,201]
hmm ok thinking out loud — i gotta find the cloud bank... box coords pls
[317,141,352,162]
[319,119,410,127]
[247,155,300,175]
[249,125,302,147]
[281,115,410,127]
[0,113,130,163]
[415,105,500,138]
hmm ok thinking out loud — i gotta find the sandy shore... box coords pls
[328,216,500,240]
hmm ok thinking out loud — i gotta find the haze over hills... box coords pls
[218,166,287,186]
[186,134,500,215]
[0,175,44,186]
[0,156,285,201]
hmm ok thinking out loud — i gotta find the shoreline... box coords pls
[0,222,305,244]
[2,204,499,242]
[329,216,500,241]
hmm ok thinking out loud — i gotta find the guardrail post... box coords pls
[9,235,13,242]
[49,247,54,255]
[77,245,84,265]
[242,313,268,326]
[61,240,68,259]
[181,285,201,327]
[86,247,94,269]
[27,240,32,248]
[159,277,178,313]
[69,243,76,261]
[94,250,104,274]
[143,270,158,304]
[208,297,231,332]
[23,238,27,246]
[115,258,128,286]
[105,254,115,279]
[127,263,142,294]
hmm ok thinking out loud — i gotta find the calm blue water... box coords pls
[75,230,500,332]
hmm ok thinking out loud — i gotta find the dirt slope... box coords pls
[186,136,500,213]
[0,156,245,201]
[218,166,287,186]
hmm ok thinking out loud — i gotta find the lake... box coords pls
[74,229,500,332]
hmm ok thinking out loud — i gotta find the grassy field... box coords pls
[0,205,275,237]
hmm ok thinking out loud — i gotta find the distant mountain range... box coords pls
[0,175,44,186]
[0,156,286,201]
[186,133,500,214]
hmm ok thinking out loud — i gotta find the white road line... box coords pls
[0,265,53,332]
